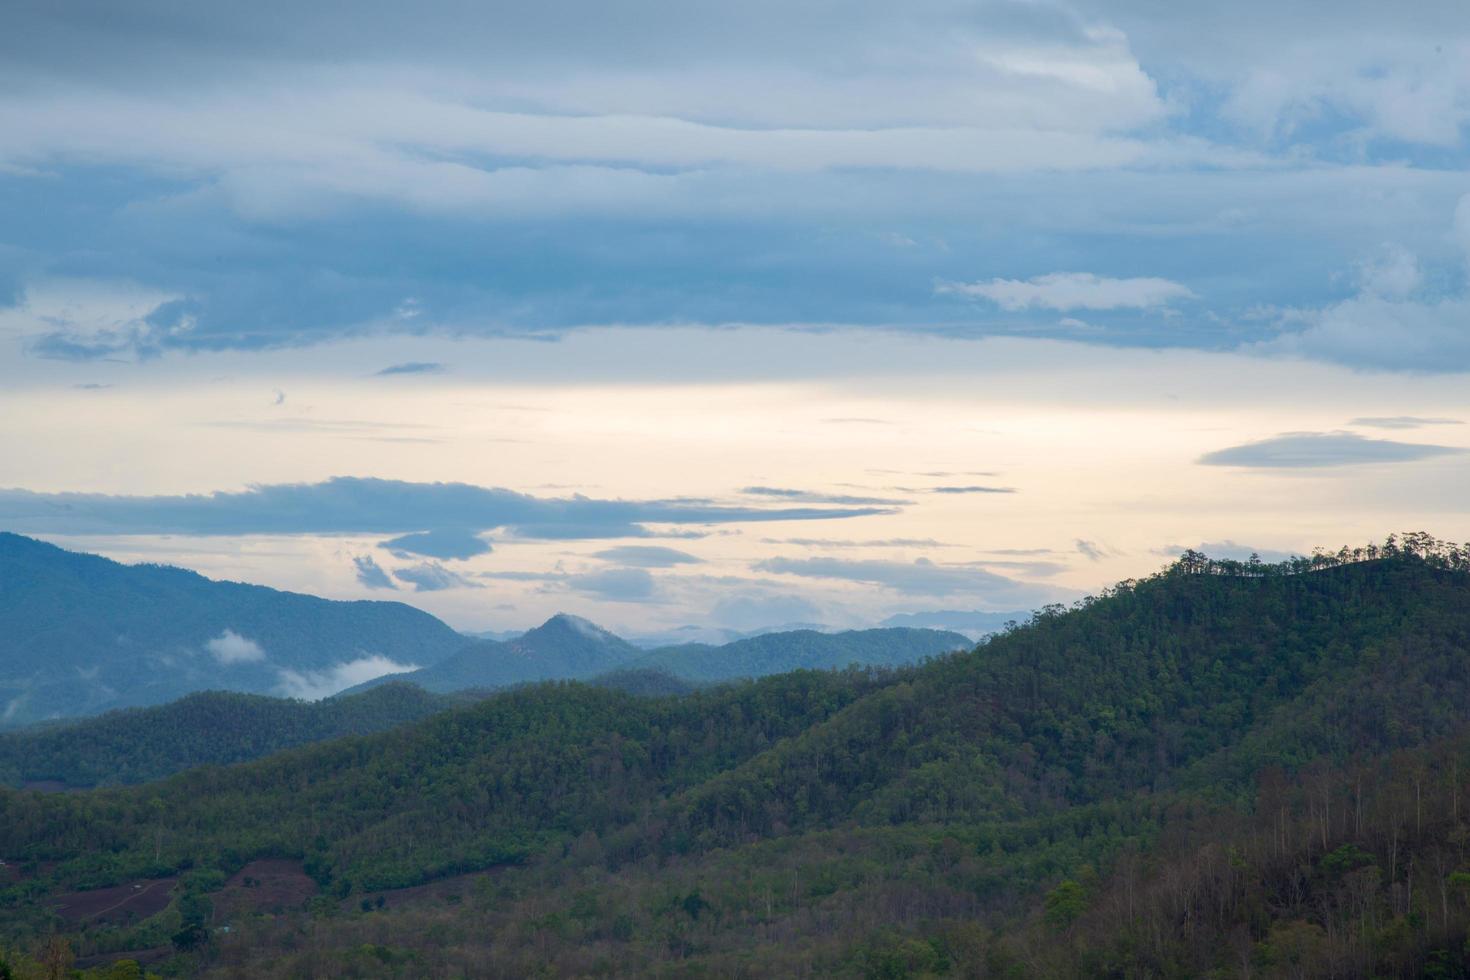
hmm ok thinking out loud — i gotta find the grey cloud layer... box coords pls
[0,477,892,538]
[1,0,1467,371]
[591,546,703,568]
[753,555,1042,598]
[1349,416,1463,430]
[393,562,480,592]
[1199,431,1466,468]
[351,555,397,589]
[380,528,492,560]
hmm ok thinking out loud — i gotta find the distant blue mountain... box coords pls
[628,627,970,682]
[880,608,1033,639]
[0,533,467,725]
[351,615,971,693]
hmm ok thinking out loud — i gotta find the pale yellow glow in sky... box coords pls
[3,327,1468,633]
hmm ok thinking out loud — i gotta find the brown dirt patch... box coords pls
[213,858,318,922]
[52,877,177,926]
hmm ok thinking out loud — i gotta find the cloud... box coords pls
[376,361,445,376]
[276,655,419,700]
[352,555,397,589]
[380,528,492,560]
[0,476,891,539]
[709,593,824,631]
[1074,539,1114,561]
[0,1,1465,372]
[1258,294,1470,372]
[1349,416,1463,429]
[1252,225,1470,371]
[392,562,481,592]
[753,555,1030,597]
[761,537,954,549]
[938,272,1194,311]
[740,486,904,505]
[72,383,112,390]
[272,388,286,405]
[205,628,267,664]
[565,567,657,602]
[591,545,702,567]
[926,485,1017,495]
[1198,431,1466,468]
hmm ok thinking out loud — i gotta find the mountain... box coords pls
[0,532,467,725]
[879,608,1033,639]
[360,613,643,693]
[627,626,969,682]
[356,615,970,693]
[5,537,1470,977]
[0,683,470,789]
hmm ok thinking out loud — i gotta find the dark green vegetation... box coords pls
[4,534,1470,978]
[0,533,465,725]
[0,684,466,789]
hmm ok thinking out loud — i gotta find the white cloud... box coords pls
[205,629,267,664]
[1356,245,1424,299]
[1218,39,1470,148]
[275,655,419,700]
[939,272,1195,311]
[1247,195,1470,371]
[1261,294,1470,371]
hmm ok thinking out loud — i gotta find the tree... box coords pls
[1043,880,1086,927]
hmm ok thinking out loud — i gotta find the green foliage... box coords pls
[0,684,461,788]
[1042,879,1087,926]
[5,536,1470,978]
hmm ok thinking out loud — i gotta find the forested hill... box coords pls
[5,537,1470,977]
[0,533,466,725]
[0,684,466,789]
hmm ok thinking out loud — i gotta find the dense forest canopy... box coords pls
[3,535,1470,978]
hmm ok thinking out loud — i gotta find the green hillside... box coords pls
[0,684,466,789]
[4,535,1470,978]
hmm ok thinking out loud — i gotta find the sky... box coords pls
[2,0,1469,639]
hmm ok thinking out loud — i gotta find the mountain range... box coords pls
[353,614,970,693]
[0,533,467,725]
[0,533,971,726]
[5,537,1470,976]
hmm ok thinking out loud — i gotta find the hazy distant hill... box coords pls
[0,533,467,725]
[879,608,1032,639]
[362,613,643,693]
[355,615,971,693]
[627,626,970,682]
